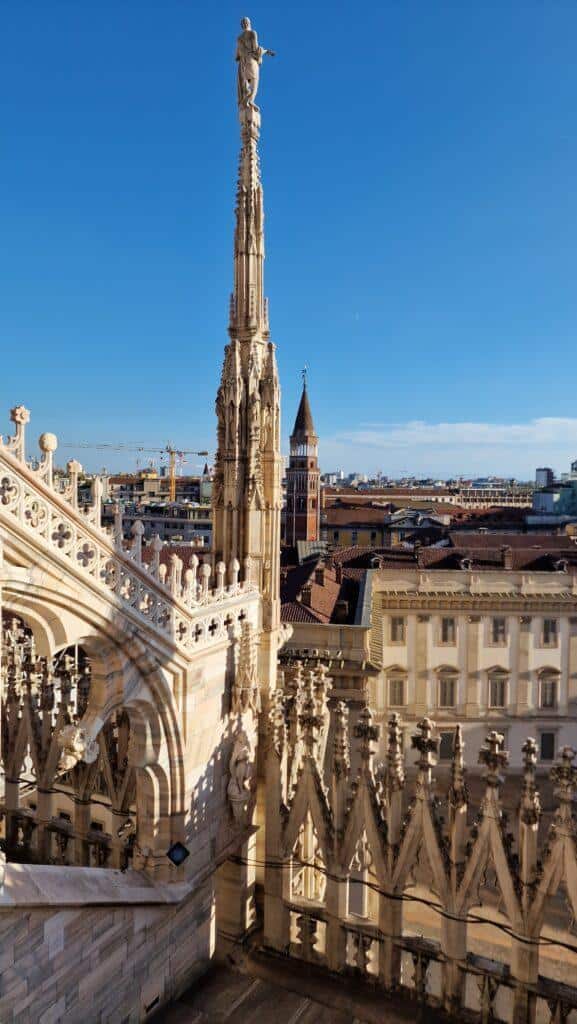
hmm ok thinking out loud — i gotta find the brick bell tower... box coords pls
[286,371,320,544]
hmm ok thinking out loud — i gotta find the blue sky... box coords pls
[2,2,577,479]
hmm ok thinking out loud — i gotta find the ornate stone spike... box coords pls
[387,712,405,791]
[66,459,82,510]
[520,737,541,826]
[287,659,303,698]
[188,553,199,598]
[299,671,322,759]
[215,561,226,595]
[150,534,163,580]
[411,717,438,789]
[355,706,380,772]
[113,502,123,547]
[550,746,577,829]
[169,553,183,597]
[229,557,240,588]
[232,620,260,715]
[333,701,350,777]
[478,731,509,790]
[130,520,144,564]
[0,404,30,461]
[449,723,468,808]
[269,687,286,756]
[313,662,330,715]
[200,562,211,600]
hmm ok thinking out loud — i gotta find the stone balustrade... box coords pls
[0,406,257,652]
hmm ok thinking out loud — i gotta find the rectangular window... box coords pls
[439,676,456,708]
[389,677,405,707]
[543,618,558,647]
[439,731,455,760]
[391,617,406,644]
[489,676,507,708]
[491,617,507,645]
[541,678,558,709]
[441,617,456,644]
[540,732,556,761]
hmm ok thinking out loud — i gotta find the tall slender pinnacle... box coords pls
[230,16,275,337]
[230,105,267,335]
[213,20,282,693]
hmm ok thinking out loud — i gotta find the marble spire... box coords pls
[213,20,282,690]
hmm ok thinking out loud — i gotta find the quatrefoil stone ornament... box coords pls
[0,476,17,506]
[77,543,95,568]
[25,499,47,529]
[52,522,72,548]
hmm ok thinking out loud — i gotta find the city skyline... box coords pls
[2,3,577,477]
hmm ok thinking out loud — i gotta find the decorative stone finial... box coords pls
[449,724,468,808]
[478,730,509,790]
[411,718,438,788]
[355,706,380,771]
[269,688,286,757]
[333,701,350,777]
[10,405,30,426]
[551,746,577,827]
[38,432,58,454]
[299,671,322,759]
[387,712,405,792]
[232,620,260,715]
[520,737,541,826]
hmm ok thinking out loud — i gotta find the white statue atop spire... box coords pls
[236,17,275,109]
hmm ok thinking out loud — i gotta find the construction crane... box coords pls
[61,442,210,503]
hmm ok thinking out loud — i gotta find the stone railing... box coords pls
[0,406,257,651]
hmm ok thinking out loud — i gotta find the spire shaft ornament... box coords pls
[213,21,283,701]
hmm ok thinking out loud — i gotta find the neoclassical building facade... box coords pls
[374,560,577,769]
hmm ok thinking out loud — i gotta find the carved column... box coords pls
[444,725,468,1014]
[380,714,405,990]
[262,692,290,952]
[516,617,531,716]
[568,617,577,717]
[465,615,481,716]
[413,615,429,716]
[559,615,570,715]
[326,701,349,971]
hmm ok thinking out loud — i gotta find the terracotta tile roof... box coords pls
[324,507,387,526]
[281,601,325,623]
[280,555,361,625]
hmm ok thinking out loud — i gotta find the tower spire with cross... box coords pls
[285,370,321,545]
